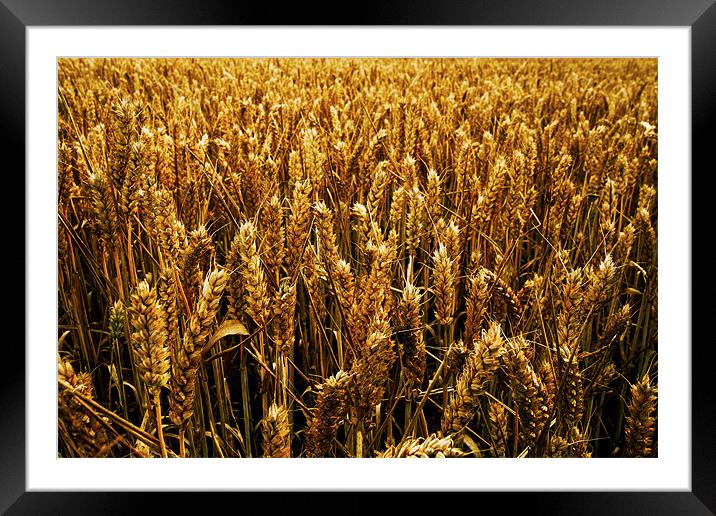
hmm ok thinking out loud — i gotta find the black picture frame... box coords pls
[4,1,713,513]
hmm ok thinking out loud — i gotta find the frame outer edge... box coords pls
[0,1,27,514]
[6,0,714,512]
[0,0,715,26]
[692,1,716,514]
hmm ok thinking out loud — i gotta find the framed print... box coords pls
[5,0,714,513]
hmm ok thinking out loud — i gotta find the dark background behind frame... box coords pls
[3,0,713,514]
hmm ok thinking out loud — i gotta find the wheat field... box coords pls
[57,58,658,459]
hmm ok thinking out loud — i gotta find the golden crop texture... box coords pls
[57,58,657,458]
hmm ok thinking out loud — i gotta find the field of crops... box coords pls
[57,58,658,458]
